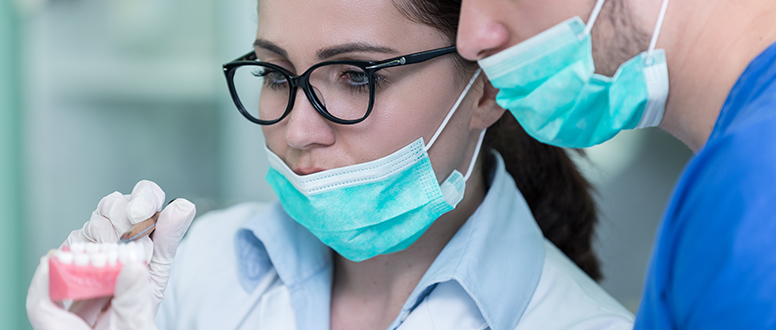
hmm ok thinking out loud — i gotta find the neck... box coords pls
[644,0,776,151]
[330,160,486,329]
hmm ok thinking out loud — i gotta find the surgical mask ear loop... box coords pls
[581,0,671,64]
[581,0,606,38]
[646,0,671,64]
[423,70,484,183]
[462,129,487,181]
[425,69,482,152]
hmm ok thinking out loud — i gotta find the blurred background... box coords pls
[0,0,692,328]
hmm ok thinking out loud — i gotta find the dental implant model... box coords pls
[48,241,146,301]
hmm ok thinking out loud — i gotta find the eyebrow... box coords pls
[316,42,397,60]
[253,39,398,61]
[254,39,288,58]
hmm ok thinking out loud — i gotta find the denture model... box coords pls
[48,241,146,301]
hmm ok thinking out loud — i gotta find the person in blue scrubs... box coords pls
[456,0,776,328]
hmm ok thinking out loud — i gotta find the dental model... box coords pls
[48,241,147,301]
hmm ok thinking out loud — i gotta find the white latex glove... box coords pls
[26,180,196,328]
[27,257,157,330]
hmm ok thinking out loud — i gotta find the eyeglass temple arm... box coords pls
[366,46,457,70]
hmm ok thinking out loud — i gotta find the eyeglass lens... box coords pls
[232,63,373,123]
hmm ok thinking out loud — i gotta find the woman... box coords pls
[27,0,632,329]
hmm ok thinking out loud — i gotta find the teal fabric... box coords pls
[0,1,28,329]
[479,17,668,148]
[265,138,460,262]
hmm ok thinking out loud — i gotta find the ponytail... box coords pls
[483,113,602,281]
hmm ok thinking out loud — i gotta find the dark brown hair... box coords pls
[394,0,602,280]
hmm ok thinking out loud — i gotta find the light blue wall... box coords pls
[0,0,28,328]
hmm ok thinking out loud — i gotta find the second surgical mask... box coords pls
[479,0,671,148]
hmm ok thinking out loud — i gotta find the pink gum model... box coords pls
[48,242,146,301]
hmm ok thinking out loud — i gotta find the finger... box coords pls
[26,257,92,330]
[63,191,131,247]
[150,198,196,263]
[69,297,111,327]
[110,261,157,330]
[91,191,132,238]
[147,198,195,306]
[62,216,112,247]
[78,212,122,244]
[96,191,132,231]
[138,236,154,263]
[126,180,166,225]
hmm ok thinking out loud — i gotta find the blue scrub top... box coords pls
[635,42,776,329]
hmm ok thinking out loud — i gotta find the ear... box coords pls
[469,76,505,130]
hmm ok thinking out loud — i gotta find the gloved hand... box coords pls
[26,180,196,328]
[27,257,157,330]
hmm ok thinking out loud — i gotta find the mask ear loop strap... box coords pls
[462,128,487,181]
[647,0,671,62]
[581,0,606,37]
[425,69,482,151]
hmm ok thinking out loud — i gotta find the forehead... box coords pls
[257,0,447,57]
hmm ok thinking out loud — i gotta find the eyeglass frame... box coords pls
[222,45,458,125]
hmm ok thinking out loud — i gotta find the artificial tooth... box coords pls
[70,242,85,253]
[107,250,118,266]
[91,253,107,267]
[118,248,130,264]
[58,251,74,265]
[74,253,89,266]
[106,242,119,252]
[85,243,99,253]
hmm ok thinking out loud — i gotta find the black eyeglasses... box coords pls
[222,46,457,125]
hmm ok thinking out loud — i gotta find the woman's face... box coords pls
[257,0,481,181]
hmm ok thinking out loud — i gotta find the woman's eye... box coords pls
[270,71,286,82]
[344,70,368,85]
[253,68,288,90]
[254,69,286,82]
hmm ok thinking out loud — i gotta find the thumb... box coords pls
[147,198,195,307]
[150,198,196,263]
[109,261,157,330]
[26,257,91,330]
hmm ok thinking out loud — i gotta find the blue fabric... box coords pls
[635,42,776,329]
[235,151,545,330]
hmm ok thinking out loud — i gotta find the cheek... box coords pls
[367,81,460,149]
[506,0,594,42]
[261,125,286,154]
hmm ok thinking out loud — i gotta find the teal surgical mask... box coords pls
[265,71,485,262]
[478,0,671,148]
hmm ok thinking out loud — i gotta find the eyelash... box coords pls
[340,70,387,94]
[253,69,288,90]
[252,66,389,94]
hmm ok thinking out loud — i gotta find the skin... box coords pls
[457,0,776,152]
[256,0,504,329]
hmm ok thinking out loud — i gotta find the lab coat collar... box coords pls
[236,203,333,330]
[391,151,546,330]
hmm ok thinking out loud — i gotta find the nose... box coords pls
[456,0,511,61]
[284,88,336,150]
